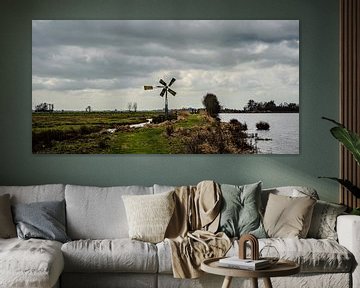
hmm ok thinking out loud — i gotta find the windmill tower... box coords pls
[144,78,176,119]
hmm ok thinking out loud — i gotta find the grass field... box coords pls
[32,111,257,154]
[32,111,214,154]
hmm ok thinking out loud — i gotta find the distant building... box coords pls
[35,103,54,112]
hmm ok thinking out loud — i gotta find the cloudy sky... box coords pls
[32,20,299,111]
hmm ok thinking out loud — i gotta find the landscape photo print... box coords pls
[32,20,299,154]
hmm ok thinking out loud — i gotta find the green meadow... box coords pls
[32,111,215,154]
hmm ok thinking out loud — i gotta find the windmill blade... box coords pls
[168,88,176,96]
[160,88,166,97]
[144,85,154,90]
[159,79,167,86]
[168,78,176,87]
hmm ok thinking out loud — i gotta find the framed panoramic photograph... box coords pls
[32,20,299,154]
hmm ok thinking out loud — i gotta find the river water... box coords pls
[219,113,299,154]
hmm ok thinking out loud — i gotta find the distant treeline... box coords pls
[222,100,299,113]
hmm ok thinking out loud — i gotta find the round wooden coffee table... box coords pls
[201,257,300,288]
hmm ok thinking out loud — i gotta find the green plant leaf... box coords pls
[330,127,360,165]
[319,177,360,198]
[322,117,360,165]
[351,208,360,215]
[322,116,344,127]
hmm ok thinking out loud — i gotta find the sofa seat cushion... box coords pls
[231,238,353,273]
[0,238,64,288]
[157,238,354,274]
[62,239,158,273]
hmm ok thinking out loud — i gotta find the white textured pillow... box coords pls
[122,191,175,243]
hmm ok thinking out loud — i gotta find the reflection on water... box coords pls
[219,113,299,154]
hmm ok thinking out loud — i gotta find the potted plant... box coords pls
[320,117,360,215]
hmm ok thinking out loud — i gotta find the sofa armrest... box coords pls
[337,215,360,288]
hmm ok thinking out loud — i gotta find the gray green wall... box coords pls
[0,0,340,202]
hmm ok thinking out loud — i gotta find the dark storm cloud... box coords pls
[32,20,299,110]
[32,20,298,91]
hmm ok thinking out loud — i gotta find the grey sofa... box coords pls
[0,184,359,288]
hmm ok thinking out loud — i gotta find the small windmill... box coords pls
[144,77,176,119]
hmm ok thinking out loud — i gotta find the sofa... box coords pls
[0,183,359,288]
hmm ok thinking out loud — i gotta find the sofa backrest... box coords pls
[0,184,65,204]
[261,186,319,212]
[153,184,176,194]
[0,184,320,240]
[65,184,154,240]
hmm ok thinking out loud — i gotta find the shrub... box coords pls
[98,137,110,149]
[229,119,247,131]
[152,113,177,124]
[256,121,270,130]
[165,125,174,137]
[176,121,255,154]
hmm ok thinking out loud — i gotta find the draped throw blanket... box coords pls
[165,180,231,278]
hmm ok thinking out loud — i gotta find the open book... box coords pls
[218,257,271,270]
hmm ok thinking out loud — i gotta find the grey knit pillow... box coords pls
[12,200,70,243]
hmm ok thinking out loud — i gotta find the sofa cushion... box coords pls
[158,237,353,274]
[122,191,175,243]
[12,200,70,243]
[218,182,266,238]
[156,240,173,274]
[61,239,158,273]
[262,238,353,273]
[261,186,319,213]
[0,184,65,204]
[153,184,176,194]
[65,185,153,239]
[0,238,64,288]
[0,194,16,238]
[263,193,316,238]
[233,238,353,273]
[307,200,347,240]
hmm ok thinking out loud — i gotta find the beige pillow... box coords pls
[263,193,316,238]
[0,194,17,238]
[122,191,175,243]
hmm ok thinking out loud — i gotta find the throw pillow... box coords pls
[218,182,266,238]
[12,200,70,243]
[0,194,17,238]
[263,193,316,238]
[122,190,175,243]
[307,200,347,240]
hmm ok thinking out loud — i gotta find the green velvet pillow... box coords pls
[218,182,266,238]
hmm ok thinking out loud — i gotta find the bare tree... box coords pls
[132,102,137,112]
[127,102,132,112]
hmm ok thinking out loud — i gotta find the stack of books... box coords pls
[218,257,271,270]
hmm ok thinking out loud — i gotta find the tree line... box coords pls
[243,99,299,112]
